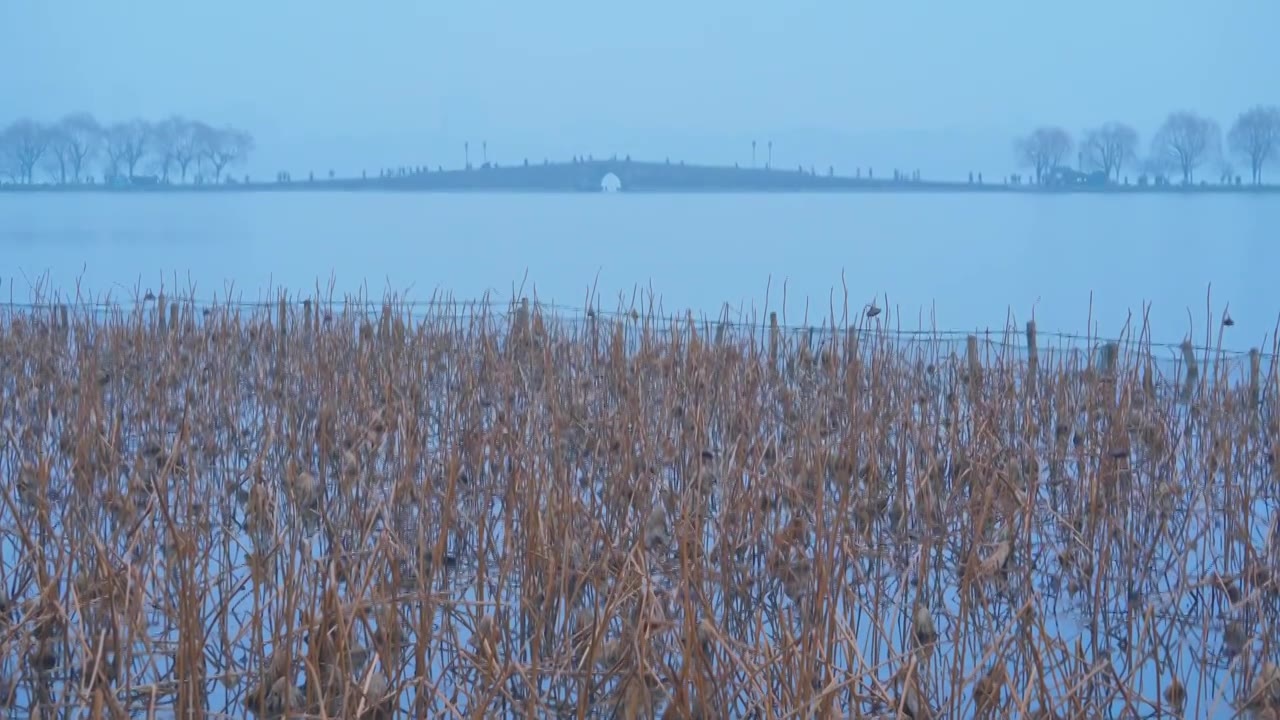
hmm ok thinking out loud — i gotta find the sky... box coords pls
[2,1,1277,179]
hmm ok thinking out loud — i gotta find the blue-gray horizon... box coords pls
[2,1,1276,180]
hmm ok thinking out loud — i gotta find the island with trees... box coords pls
[0,114,253,188]
[1018,106,1280,188]
[1,106,1277,193]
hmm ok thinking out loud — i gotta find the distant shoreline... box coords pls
[3,159,1277,195]
[5,184,1277,196]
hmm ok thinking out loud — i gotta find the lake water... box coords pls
[1,191,1278,349]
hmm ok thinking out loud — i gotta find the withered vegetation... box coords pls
[0,291,1277,718]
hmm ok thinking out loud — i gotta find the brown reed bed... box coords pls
[0,289,1277,719]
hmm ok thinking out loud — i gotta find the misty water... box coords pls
[2,191,1278,351]
[1,192,1279,718]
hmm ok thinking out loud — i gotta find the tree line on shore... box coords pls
[1017,106,1280,187]
[5,107,1278,189]
[0,114,254,186]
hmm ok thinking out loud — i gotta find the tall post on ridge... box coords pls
[1250,348,1262,406]
[1025,320,1038,391]
[966,334,982,394]
[1180,340,1199,400]
[769,312,779,367]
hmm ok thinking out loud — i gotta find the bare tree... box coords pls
[41,125,70,184]
[0,119,51,184]
[102,124,129,183]
[199,125,254,182]
[55,113,100,183]
[152,117,177,182]
[171,119,205,183]
[1016,127,1072,183]
[104,119,153,180]
[121,120,153,179]
[153,116,196,182]
[1152,111,1220,184]
[1081,123,1138,182]
[1228,105,1280,185]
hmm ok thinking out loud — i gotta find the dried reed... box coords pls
[0,287,1275,718]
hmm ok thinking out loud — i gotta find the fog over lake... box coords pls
[2,191,1276,350]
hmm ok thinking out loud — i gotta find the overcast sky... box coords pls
[3,1,1276,177]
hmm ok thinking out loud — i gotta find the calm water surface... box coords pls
[1,191,1278,717]
[1,192,1277,346]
